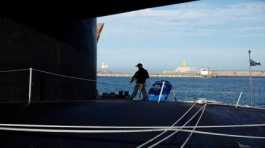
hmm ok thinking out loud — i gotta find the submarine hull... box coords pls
[0,101,265,148]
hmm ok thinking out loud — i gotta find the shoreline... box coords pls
[97,70,265,78]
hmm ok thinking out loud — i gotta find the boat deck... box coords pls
[0,100,265,148]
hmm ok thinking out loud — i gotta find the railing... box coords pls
[0,68,129,104]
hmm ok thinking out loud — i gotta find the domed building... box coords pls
[176,59,191,73]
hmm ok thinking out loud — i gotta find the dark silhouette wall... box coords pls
[0,17,97,101]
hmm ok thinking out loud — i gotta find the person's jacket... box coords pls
[131,68,149,84]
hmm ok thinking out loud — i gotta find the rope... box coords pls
[0,125,265,139]
[33,68,131,90]
[0,123,265,129]
[137,103,197,148]
[0,67,132,96]
[194,123,265,129]
[0,126,162,133]
[179,129,265,139]
[180,103,207,148]
[237,105,265,110]
[32,68,97,82]
[148,104,206,148]
[0,68,29,73]
[184,100,265,111]
[0,67,133,99]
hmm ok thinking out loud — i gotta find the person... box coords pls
[130,63,150,101]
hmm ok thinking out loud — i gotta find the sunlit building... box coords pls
[200,68,209,76]
[100,62,109,72]
[176,59,191,73]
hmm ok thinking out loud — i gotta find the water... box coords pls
[97,76,265,106]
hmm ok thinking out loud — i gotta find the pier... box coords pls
[97,70,265,78]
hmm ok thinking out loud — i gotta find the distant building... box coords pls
[200,68,209,76]
[176,59,191,73]
[100,62,109,72]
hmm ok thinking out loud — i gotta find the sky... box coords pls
[97,0,265,73]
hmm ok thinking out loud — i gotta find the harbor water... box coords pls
[97,76,265,106]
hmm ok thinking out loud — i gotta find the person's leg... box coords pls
[130,84,139,100]
[141,85,148,101]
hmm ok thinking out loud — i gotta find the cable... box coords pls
[0,68,29,73]
[0,125,264,140]
[137,103,197,148]
[148,104,206,148]
[32,68,97,82]
[0,122,265,129]
[180,104,207,148]
[33,68,130,90]
[0,126,162,133]
[179,129,265,139]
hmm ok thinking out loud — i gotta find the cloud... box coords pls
[99,1,265,37]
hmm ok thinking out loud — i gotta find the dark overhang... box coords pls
[89,0,195,17]
[3,0,195,19]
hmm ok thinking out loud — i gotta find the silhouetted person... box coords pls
[130,63,149,100]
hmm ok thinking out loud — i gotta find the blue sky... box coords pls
[98,0,265,73]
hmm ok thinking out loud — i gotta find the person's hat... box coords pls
[136,63,143,67]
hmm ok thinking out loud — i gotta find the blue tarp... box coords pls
[148,80,172,101]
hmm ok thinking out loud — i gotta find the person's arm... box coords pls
[130,72,136,83]
[146,70,150,79]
